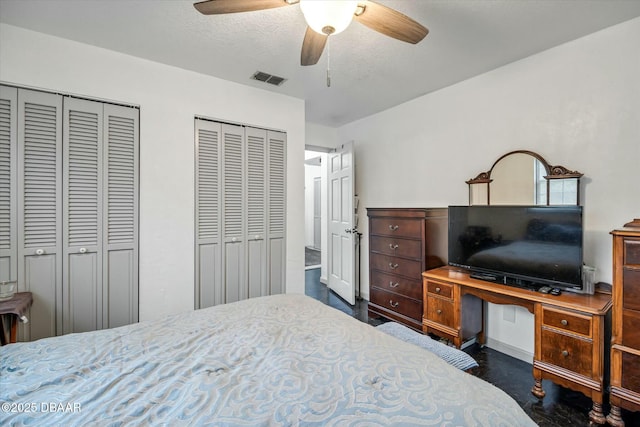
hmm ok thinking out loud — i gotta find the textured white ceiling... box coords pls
[1,0,640,127]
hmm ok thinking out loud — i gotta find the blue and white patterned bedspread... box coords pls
[0,294,536,426]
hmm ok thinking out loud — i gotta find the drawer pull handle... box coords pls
[389,281,399,288]
[436,309,442,315]
[560,319,568,326]
[389,243,399,250]
[389,263,399,270]
[561,350,569,357]
[435,287,441,293]
[389,300,399,308]
[389,225,399,231]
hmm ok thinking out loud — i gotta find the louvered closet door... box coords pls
[63,98,103,334]
[17,89,63,341]
[195,120,222,309]
[103,104,139,328]
[246,127,267,298]
[0,86,17,284]
[222,124,245,303]
[267,130,286,295]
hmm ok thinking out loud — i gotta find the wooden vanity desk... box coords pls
[422,266,612,424]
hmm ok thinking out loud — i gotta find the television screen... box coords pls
[448,205,583,290]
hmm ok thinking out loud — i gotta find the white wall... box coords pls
[339,17,640,360]
[0,24,306,321]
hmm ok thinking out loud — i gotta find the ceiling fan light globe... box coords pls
[299,0,358,35]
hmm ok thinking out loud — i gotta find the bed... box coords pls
[1,294,536,426]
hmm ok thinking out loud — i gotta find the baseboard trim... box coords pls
[485,338,533,364]
[320,275,327,284]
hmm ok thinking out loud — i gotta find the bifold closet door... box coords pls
[103,104,139,329]
[0,86,17,285]
[246,127,267,298]
[63,98,103,334]
[17,89,63,341]
[62,99,139,333]
[2,85,138,341]
[222,124,246,303]
[195,120,286,308]
[62,98,140,333]
[267,130,286,295]
[195,120,222,309]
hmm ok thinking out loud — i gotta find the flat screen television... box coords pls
[448,205,584,291]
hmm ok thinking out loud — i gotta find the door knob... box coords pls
[35,249,44,256]
[79,247,87,254]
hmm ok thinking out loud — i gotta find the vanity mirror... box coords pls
[466,150,583,206]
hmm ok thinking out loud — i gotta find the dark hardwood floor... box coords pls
[304,267,640,427]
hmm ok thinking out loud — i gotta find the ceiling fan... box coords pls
[194,0,428,66]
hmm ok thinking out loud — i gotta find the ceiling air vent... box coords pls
[251,71,287,86]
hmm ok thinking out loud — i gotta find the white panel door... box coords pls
[328,142,355,305]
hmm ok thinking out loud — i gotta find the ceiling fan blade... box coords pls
[301,27,327,66]
[354,1,428,44]
[194,0,295,15]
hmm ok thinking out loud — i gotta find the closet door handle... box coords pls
[35,249,45,256]
[79,247,87,254]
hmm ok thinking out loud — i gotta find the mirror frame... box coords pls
[466,150,584,205]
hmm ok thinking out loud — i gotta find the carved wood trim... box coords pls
[466,150,583,184]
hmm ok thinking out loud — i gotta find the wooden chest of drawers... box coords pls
[608,219,640,426]
[367,208,447,331]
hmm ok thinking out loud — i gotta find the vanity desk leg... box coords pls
[588,402,606,426]
[606,405,625,427]
[531,378,545,399]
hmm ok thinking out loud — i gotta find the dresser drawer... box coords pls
[542,307,592,337]
[425,296,455,328]
[370,236,422,260]
[370,288,422,320]
[370,218,422,239]
[622,351,640,392]
[370,271,422,300]
[623,269,640,311]
[622,309,640,348]
[425,280,453,299]
[370,253,423,278]
[540,329,592,377]
[624,238,640,265]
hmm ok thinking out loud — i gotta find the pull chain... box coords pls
[326,36,331,87]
